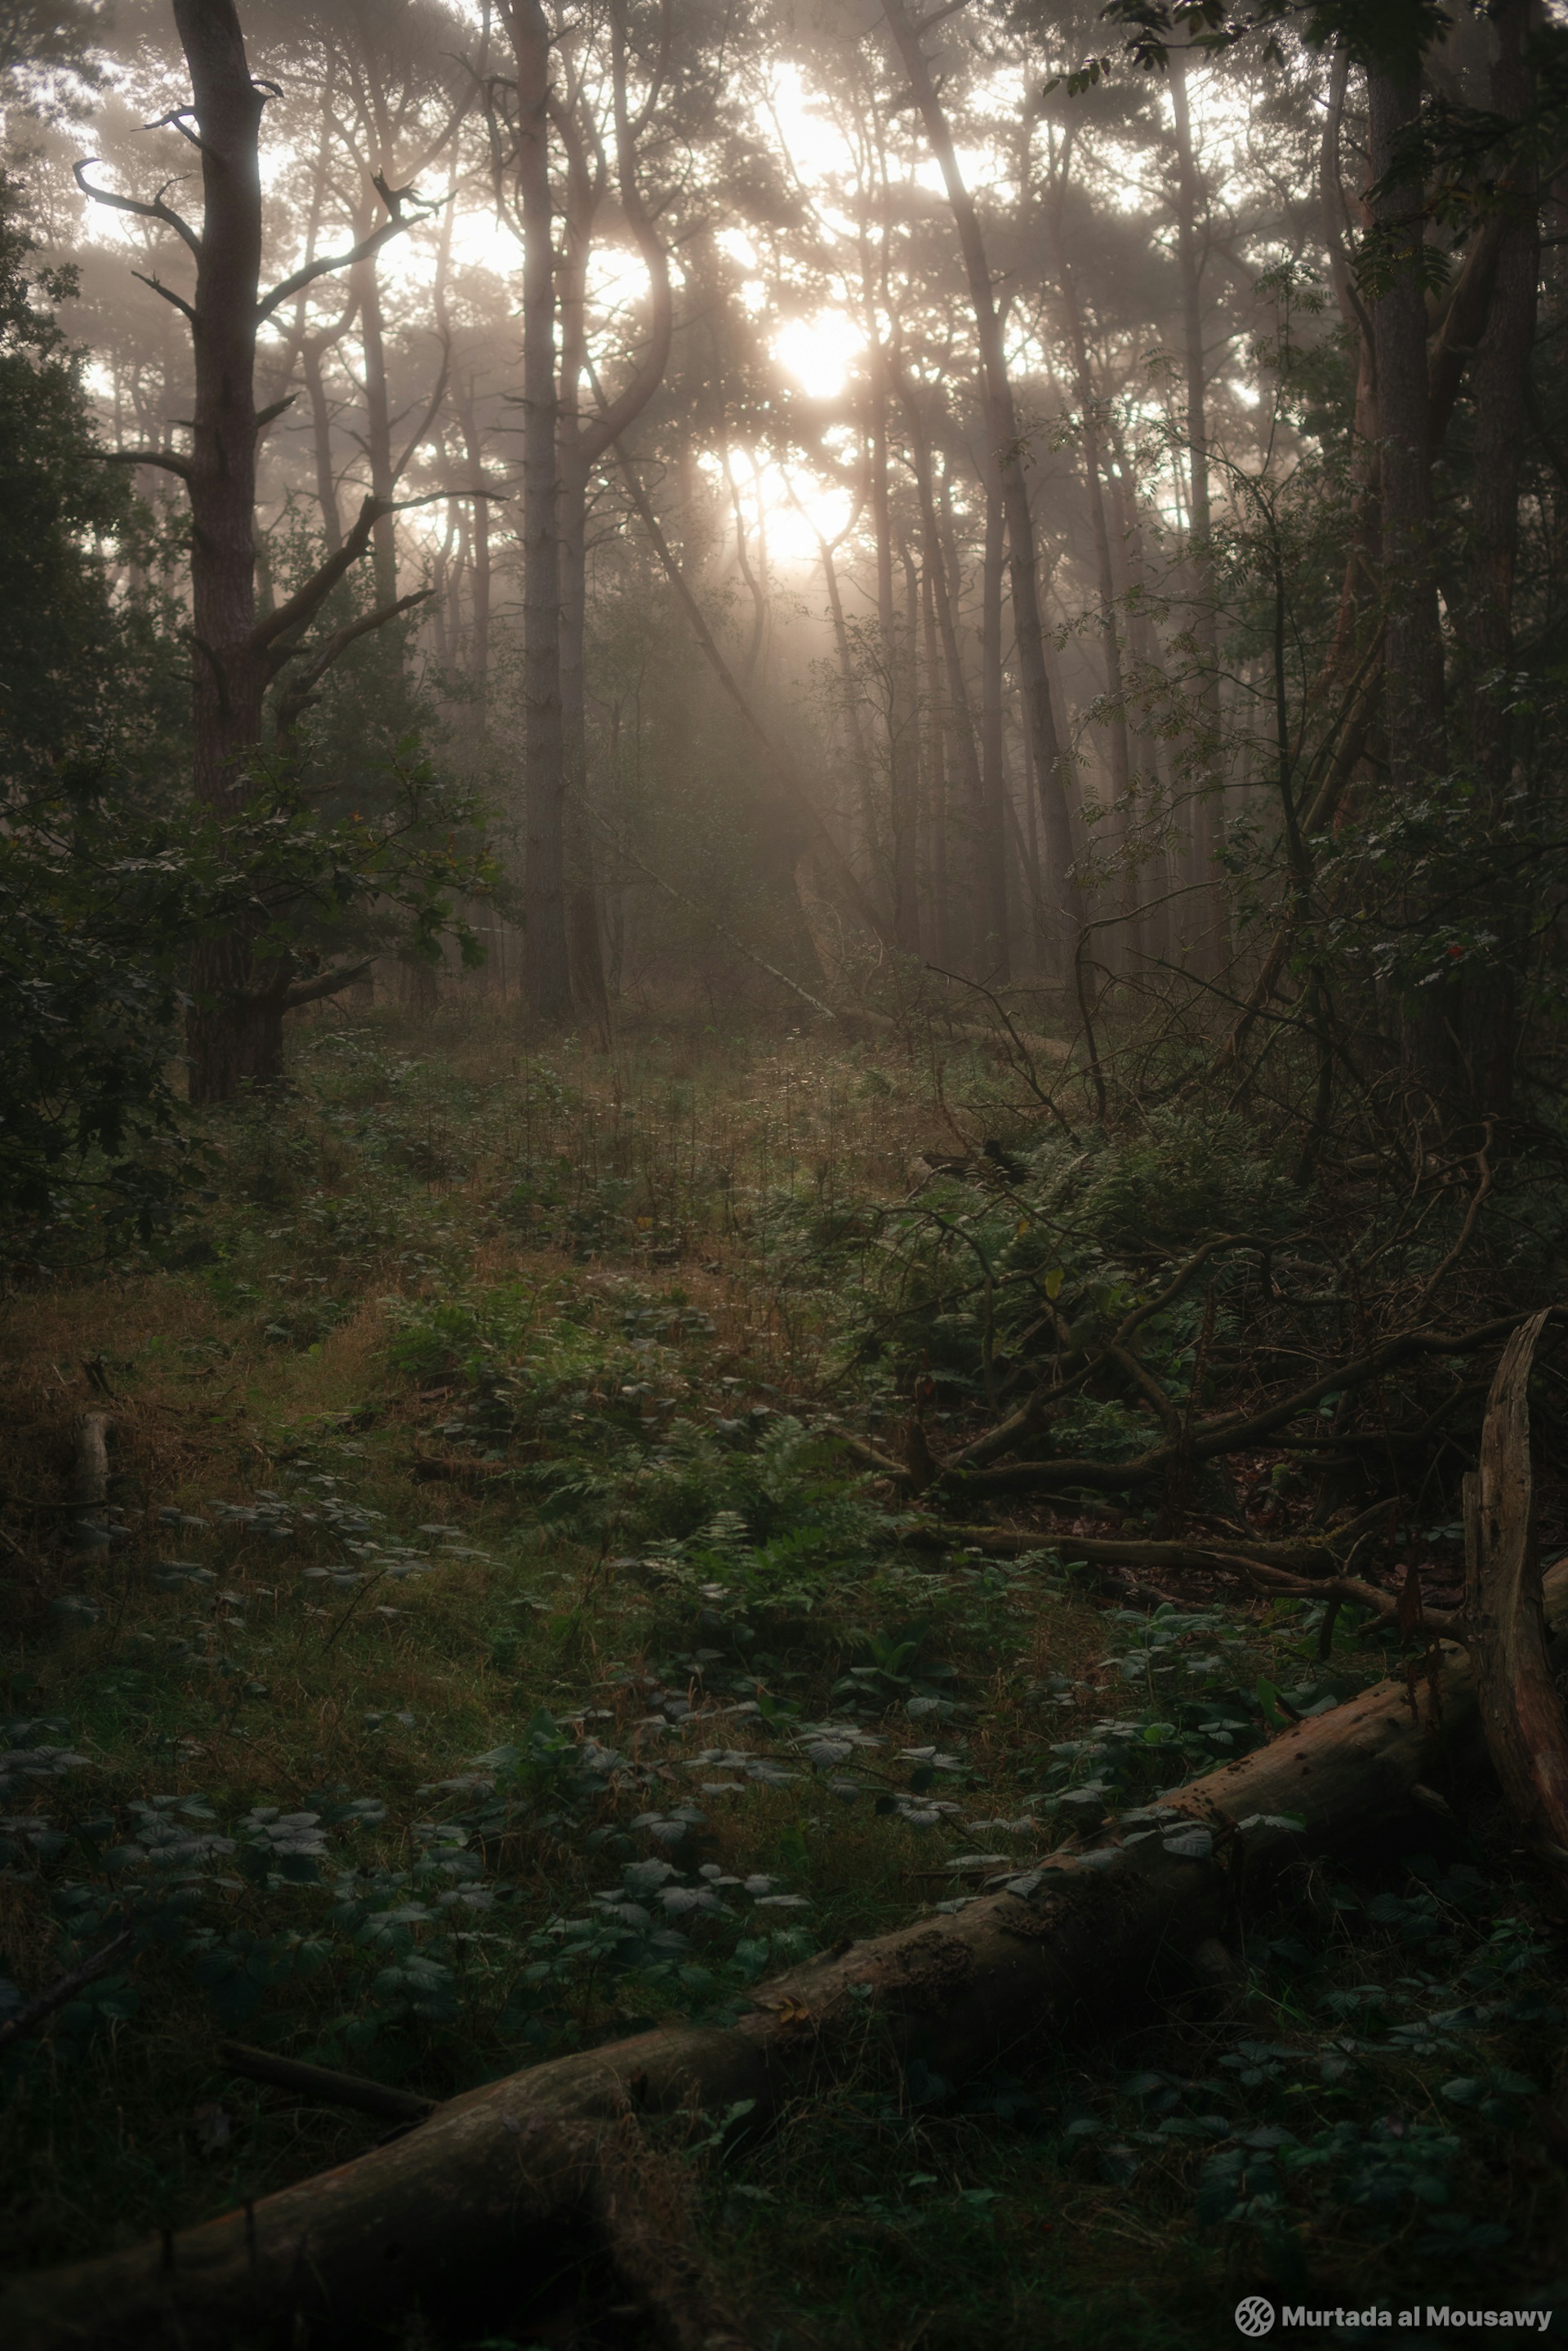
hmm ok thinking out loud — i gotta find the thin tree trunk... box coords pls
[1459,0,1536,1115]
[506,0,570,1021]
[1320,44,1382,679]
[1045,179,1129,973]
[901,534,926,949]
[1368,61,1449,1093]
[820,533,881,884]
[921,557,951,964]
[453,372,491,723]
[867,347,920,949]
[900,371,993,968]
[978,467,1011,980]
[548,0,675,1029]
[884,0,1079,974]
[1169,51,1227,975]
[302,332,346,552]
[352,243,399,608]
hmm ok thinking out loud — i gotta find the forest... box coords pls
[3,0,1568,2341]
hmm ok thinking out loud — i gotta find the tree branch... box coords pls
[256,206,434,326]
[94,448,194,483]
[74,161,200,256]
[273,591,435,729]
[131,269,198,325]
[278,962,376,1012]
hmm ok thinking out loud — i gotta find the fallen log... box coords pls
[6,1568,1561,2351]
[1466,1307,1568,1876]
[217,2042,435,2126]
[895,1513,1379,1578]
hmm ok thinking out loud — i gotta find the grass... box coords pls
[2,1000,1565,2346]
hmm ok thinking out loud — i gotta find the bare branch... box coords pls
[130,269,197,325]
[0,1929,133,2053]
[273,591,434,732]
[256,203,439,327]
[279,962,376,1013]
[74,160,200,257]
[94,447,194,483]
[251,491,494,662]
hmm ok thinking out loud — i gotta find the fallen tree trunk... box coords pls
[1467,1307,1568,1875]
[7,1568,1561,2351]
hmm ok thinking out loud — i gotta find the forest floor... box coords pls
[2,1002,1565,2349]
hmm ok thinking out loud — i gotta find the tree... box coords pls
[0,172,191,1246]
[78,0,440,1099]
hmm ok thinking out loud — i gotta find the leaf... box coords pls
[1160,1826,1214,1860]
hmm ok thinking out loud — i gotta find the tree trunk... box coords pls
[1169,51,1227,977]
[1459,0,1537,1116]
[978,465,1011,979]
[7,1586,1552,2351]
[172,0,277,1104]
[884,0,1080,975]
[1468,1313,1568,1874]
[1319,44,1382,680]
[1045,180,1129,974]
[547,0,675,1030]
[452,372,492,724]
[921,556,951,965]
[1368,63,1449,1094]
[351,244,399,609]
[506,0,571,1022]
[866,347,920,951]
[820,534,882,886]
[900,372,992,971]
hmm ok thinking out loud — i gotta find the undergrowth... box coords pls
[1,1002,1564,2347]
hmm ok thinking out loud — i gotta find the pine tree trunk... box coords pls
[884,0,1079,977]
[1460,0,1537,1116]
[1169,52,1228,977]
[867,350,920,951]
[174,0,278,1105]
[506,0,571,1022]
[1368,63,1450,1095]
[978,470,1012,980]
[352,247,399,609]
